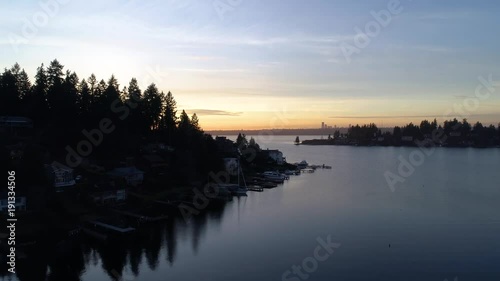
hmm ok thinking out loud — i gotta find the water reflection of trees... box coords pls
[3,203,227,280]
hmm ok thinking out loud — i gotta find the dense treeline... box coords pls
[334,119,500,147]
[0,60,222,180]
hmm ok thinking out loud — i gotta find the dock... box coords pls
[154,200,176,206]
[246,185,264,192]
[111,209,169,222]
[88,220,135,233]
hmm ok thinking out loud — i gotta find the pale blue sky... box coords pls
[1,0,499,129]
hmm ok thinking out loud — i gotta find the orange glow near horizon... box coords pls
[197,114,500,131]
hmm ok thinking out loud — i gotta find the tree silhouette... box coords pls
[142,84,163,131]
[178,110,191,134]
[161,91,178,144]
[191,113,201,131]
[0,68,20,115]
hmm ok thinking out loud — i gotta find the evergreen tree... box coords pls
[248,137,260,151]
[142,83,163,131]
[61,70,79,125]
[0,68,21,115]
[178,110,191,133]
[236,133,248,148]
[191,113,201,132]
[126,78,144,134]
[10,63,31,101]
[27,64,50,124]
[77,79,91,114]
[17,69,31,100]
[46,59,65,115]
[162,91,178,130]
[104,75,121,104]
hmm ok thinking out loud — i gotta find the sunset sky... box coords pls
[1,0,500,130]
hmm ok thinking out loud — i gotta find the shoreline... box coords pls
[300,138,500,149]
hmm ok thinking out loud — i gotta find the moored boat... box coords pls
[262,171,286,182]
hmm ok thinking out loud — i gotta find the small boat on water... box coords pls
[249,178,278,188]
[297,160,309,169]
[262,171,287,181]
[246,185,264,192]
[294,136,300,145]
[217,160,249,196]
[284,170,300,176]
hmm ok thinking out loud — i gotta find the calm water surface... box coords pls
[6,136,500,280]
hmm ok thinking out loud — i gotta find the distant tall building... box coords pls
[321,122,325,129]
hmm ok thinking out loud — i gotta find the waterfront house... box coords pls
[107,167,144,186]
[46,162,76,190]
[0,116,33,137]
[140,143,174,154]
[262,149,285,165]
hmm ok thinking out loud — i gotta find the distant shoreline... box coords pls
[206,128,389,136]
[300,138,500,148]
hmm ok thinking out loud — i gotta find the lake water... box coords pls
[5,136,500,281]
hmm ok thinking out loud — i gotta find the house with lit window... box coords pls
[46,162,76,190]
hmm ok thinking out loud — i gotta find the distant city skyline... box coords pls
[1,0,500,130]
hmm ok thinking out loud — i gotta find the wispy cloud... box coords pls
[186,109,243,116]
[329,115,439,119]
[413,45,454,53]
[415,11,475,21]
[171,68,248,73]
